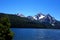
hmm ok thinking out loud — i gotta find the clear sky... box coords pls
[0,0,60,20]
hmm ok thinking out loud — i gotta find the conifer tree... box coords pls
[0,15,14,40]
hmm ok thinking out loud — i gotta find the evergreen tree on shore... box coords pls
[0,15,14,40]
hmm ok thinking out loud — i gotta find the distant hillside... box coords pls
[0,13,60,29]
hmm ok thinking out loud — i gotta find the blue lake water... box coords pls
[11,28,60,40]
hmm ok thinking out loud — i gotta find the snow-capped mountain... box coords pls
[27,13,56,26]
[33,13,45,20]
[40,14,56,26]
[27,13,45,20]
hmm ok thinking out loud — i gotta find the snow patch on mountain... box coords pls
[33,16,37,20]
[39,15,45,19]
[17,13,25,17]
[51,23,55,26]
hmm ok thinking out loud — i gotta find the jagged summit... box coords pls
[26,13,56,26]
[27,13,45,20]
[33,13,45,20]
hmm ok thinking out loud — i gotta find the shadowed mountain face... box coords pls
[0,13,60,29]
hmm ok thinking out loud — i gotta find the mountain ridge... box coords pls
[0,13,60,29]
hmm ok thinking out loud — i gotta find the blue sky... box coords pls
[0,0,60,20]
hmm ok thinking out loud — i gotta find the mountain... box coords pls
[0,13,60,29]
[43,14,56,23]
[26,13,60,28]
[27,13,45,20]
[27,13,56,26]
[33,13,45,20]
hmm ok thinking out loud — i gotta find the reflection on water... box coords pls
[11,28,60,40]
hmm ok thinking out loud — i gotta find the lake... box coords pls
[11,28,60,40]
